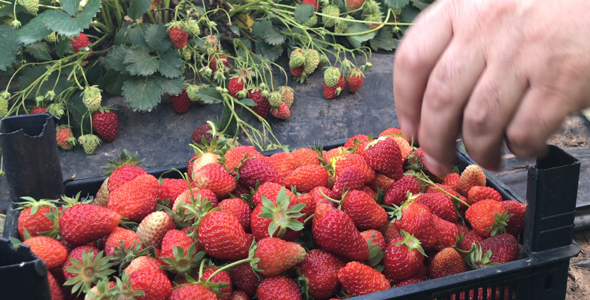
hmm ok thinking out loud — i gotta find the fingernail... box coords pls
[423,152,451,177]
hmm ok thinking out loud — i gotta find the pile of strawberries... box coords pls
[14,128,526,300]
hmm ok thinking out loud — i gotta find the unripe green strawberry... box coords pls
[303,15,318,27]
[279,86,294,108]
[186,84,202,102]
[78,134,101,155]
[304,49,320,75]
[0,98,7,117]
[81,86,102,113]
[181,47,192,61]
[268,91,282,108]
[44,32,58,43]
[1,91,10,100]
[186,19,200,36]
[365,13,382,29]
[363,0,380,16]
[19,0,39,15]
[335,16,354,33]
[322,5,340,28]
[324,67,341,88]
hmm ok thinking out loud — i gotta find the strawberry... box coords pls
[85,280,116,300]
[191,123,213,145]
[302,0,319,11]
[380,221,401,244]
[392,201,438,251]
[267,152,298,179]
[332,166,365,195]
[310,186,340,205]
[392,136,412,161]
[107,174,159,223]
[160,230,200,275]
[467,186,503,205]
[332,153,375,183]
[361,229,387,250]
[293,193,315,223]
[47,272,64,300]
[456,165,487,196]
[298,249,346,300]
[379,128,403,138]
[169,284,217,299]
[291,147,321,167]
[203,267,233,300]
[238,158,282,189]
[210,55,228,73]
[312,203,369,261]
[479,233,520,264]
[501,200,525,237]
[59,204,121,246]
[136,211,175,248]
[429,248,467,279]
[173,188,218,213]
[322,5,340,28]
[432,215,460,251]
[247,88,271,120]
[22,236,67,270]
[363,137,404,179]
[106,151,147,193]
[129,269,172,300]
[257,276,302,300]
[369,174,394,193]
[62,247,114,295]
[157,178,189,208]
[253,182,297,207]
[284,164,330,193]
[198,211,250,260]
[344,134,370,149]
[346,68,364,93]
[290,65,304,77]
[342,190,388,230]
[323,75,346,99]
[78,134,100,155]
[383,231,426,284]
[190,152,222,178]
[92,107,118,142]
[304,49,320,74]
[219,198,253,232]
[443,172,461,190]
[170,90,191,114]
[30,106,48,114]
[187,154,199,180]
[414,193,458,223]
[396,278,424,287]
[56,125,75,150]
[228,77,245,98]
[81,85,102,112]
[193,163,237,198]
[104,227,141,257]
[459,230,484,257]
[17,197,58,238]
[271,102,291,120]
[324,67,341,87]
[124,256,164,276]
[230,291,249,300]
[168,25,189,49]
[465,199,510,238]
[279,86,295,108]
[383,175,420,206]
[250,192,304,242]
[254,237,306,277]
[229,263,260,296]
[346,0,364,11]
[223,146,262,176]
[338,261,391,296]
[70,33,91,52]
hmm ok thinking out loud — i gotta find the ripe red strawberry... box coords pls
[293,193,315,223]
[92,107,118,142]
[383,232,426,284]
[371,173,395,193]
[393,201,438,251]
[107,156,147,193]
[223,145,262,176]
[465,199,509,238]
[169,284,217,299]
[456,165,487,196]
[323,76,346,99]
[344,134,370,149]
[129,269,172,300]
[271,102,291,120]
[427,183,469,212]
[170,90,191,114]
[228,77,245,98]
[104,227,141,257]
[173,189,218,214]
[229,262,260,296]
[432,215,460,251]
[157,178,189,208]
[391,136,412,161]
[291,147,321,167]
[193,163,237,198]
[160,230,200,276]
[429,248,467,279]
[414,193,458,223]
[250,205,302,242]
[323,146,349,163]
[70,33,91,52]
[203,267,233,300]
[124,256,164,276]
[284,164,330,193]
[47,272,64,300]
[56,125,75,150]
[479,233,520,264]
[342,190,388,230]
[198,211,250,260]
[253,182,297,207]
[379,127,404,138]
[346,0,364,11]
[332,166,365,195]
[312,203,369,261]
[302,0,319,11]
[191,123,213,145]
[17,198,58,238]
[268,152,298,179]
[298,249,346,300]
[219,198,253,232]
[310,186,341,207]
[59,204,121,246]
[136,211,175,248]
[22,236,67,270]
[396,277,424,287]
[467,186,503,205]
[363,137,404,179]
[107,174,159,222]
[501,200,526,237]
[380,221,401,244]
[443,172,461,190]
[290,65,304,76]
[459,230,484,257]
[254,237,306,277]
[168,25,189,49]
[238,158,282,189]
[384,175,420,206]
[361,229,386,250]
[338,261,390,296]
[332,153,375,183]
[247,89,271,120]
[346,68,364,93]
[257,276,302,300]
[210,55,228,73]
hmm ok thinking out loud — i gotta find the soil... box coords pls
[568,231,590,300]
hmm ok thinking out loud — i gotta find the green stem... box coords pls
[228,0,266,16]
[112,0,124,27]
[147,10,157,24]
[163,0,171,23]
[204,258,252,284]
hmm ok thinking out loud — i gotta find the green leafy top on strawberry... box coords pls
[258,187,305,238]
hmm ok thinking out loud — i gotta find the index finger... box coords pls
[393,1,455,140]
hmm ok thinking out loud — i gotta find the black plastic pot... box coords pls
[0,237,51,299]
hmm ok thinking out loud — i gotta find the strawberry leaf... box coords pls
[144,24,172,53]
[370,27,398,52]
[252,21,285,46]
[128,0,152,20]
[102,69,130,95]
[384,0,411,10]
[56,37,74,57]
[16,16,52,45]
[196,87,224,104]
[127,24,150,51]
[40,0,101,37]
[158,50,183,79]
[345,23,376,49]
[61,0,82,16]
[106,45,129,72]
[150,75,184,95]
[25,42,52,61]
[399,4,420,34]
[124,47,160,76]
[294,4,315,24]
[0,25,21,70]
[255,40,283,62]
[122,76,163,111]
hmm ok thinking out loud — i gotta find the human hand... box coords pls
[393,0,590,176]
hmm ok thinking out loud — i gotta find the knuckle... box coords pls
[395,46,428,72]
[464,85,501,135]
[424,79,455,110]
[506,126,540,158]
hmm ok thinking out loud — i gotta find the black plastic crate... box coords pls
[1,141,581,300]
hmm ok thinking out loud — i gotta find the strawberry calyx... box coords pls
[160,243,206,279]
[295,266,313,300]
[59,192,92,208]
[464,243,500,269]
[85,278,115,300]
[395,230,427,257]
[487,211,513,237]
[170,192,217,230]
[365,238,384,269]
[112,240,154,274]
[258,187,305,238]
[17,196,58,213]
[64,249,116,296]
[102,149,144,175]
[386,191,417,220]
[112,272,145,298]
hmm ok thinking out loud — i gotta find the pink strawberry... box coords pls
[136,211,175,248]
[456,165,487,196]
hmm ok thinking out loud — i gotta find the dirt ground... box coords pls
[567,231,590,300]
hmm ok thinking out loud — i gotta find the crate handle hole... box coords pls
[544,274,553,290]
